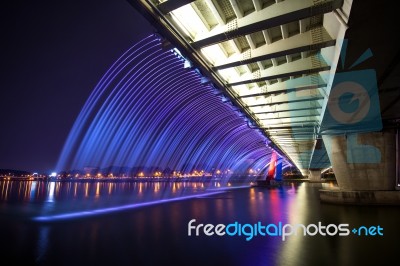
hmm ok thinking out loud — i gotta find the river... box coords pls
[0,180,398,265]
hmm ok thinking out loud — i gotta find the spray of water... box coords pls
[56,34,288,181]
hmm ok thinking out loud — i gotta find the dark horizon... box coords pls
[0,0,154,173]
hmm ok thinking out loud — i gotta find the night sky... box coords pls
[1,0,154,172]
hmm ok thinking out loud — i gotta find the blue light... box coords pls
[55,35,290,182]
[32,191,225,222]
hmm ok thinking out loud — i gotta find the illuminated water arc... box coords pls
[78,37,157,127]
[132,82,204,167]
[86,53,170,154]
[99,57,188,162]
[116,79,205,168]
[177,100,259,163]
[72,49,174,166]
[103,53,178,129]
[56,34,289,179]
[168,111,242,168]
[118,76,206,170]
[83,40,165,165]
[86,56,182,167]
[56,36,158,170]
[168,106,234,168]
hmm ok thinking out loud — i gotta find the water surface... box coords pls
[0,180,398,265]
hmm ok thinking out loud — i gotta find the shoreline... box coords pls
[0,176,337,184]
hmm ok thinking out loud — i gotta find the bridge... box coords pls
[128,0,400,204]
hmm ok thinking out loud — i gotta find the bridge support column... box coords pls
[298,169,310,178]
[308,169,322,182]
[319,130,400,205]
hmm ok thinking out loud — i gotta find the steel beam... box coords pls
[213,28,334,70]
[254,106,321,114]
[260,114,320,120]
[157,0,196,14]
[248,96,324,107]
[191,0,343,49]
[229,67,330,86]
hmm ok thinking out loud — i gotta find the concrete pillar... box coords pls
[308,169,321,182]
[299,169,309,177]
[323,131,396,190]
[319,130,400,205]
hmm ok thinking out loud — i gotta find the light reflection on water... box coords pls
[1,180,399,265]
[0,180,242,217]
[0,180,222,201]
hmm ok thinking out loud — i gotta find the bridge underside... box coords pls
[128,0,351,175]
[129,0,400,204]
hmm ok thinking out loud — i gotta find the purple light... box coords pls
[32,190,225,222]
[55,34,291,181]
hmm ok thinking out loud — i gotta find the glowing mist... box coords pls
[56,34,288,181]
